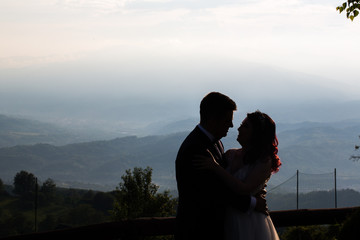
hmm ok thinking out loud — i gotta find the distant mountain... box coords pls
[140,118,198,136]
[0,114,126,148]
[0,133,186,191]
[0,116,359,193]
[267,189,360,211]
[0,114,76,147]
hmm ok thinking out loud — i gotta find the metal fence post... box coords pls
[334,168,337,208]
[296,170,299,210]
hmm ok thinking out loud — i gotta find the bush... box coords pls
[338,208,360,240]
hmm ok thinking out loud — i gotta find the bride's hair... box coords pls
[243,110,281,173]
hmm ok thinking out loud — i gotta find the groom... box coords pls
[175,92,266,240]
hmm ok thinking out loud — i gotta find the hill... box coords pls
[0,134,185,191]
[0,114,126,148]
[267,189,360,211]
[0,115,359,192]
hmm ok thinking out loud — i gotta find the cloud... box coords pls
[1,0,359,84]
[0,54,85,69]
[56,0,134,14]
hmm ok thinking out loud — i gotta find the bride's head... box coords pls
[239,110,281,173]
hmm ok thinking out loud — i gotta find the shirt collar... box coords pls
[197,124,216,142]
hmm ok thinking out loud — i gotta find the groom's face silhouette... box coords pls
[211,110,234,140]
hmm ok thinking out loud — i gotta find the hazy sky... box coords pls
[1,0,360,128]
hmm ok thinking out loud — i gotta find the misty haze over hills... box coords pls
[1,55,360,193]
[0,113,359,193]
[1,55,359,135]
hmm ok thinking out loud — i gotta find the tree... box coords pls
[0,178,4,192]
[41,178,56,194]
[40,178,57,204]
[337,1,360,21]
[0,178,7,198]
[112,167,177,220]
[13,170,37,197]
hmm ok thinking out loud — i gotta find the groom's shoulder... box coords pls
[178,127,207,152]
[184,127,207,144]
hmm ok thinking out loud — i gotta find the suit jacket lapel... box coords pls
[210,140,225,167]
[217,140,228,168]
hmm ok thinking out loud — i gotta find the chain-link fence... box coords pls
[266,169,350,211]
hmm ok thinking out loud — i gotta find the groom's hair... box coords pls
[200,92,236,123]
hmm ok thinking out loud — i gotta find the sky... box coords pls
[1,0,360,130]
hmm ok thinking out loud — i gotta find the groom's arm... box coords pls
[191,151,252,212]
[192,151,268,214]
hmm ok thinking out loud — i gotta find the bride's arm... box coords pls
[195,150,272,194]
[243,159,272,191]
[193,151,269,214]
[211,165,253,194]
[194,150,257,195]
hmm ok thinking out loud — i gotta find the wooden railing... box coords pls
[1,207,359,240]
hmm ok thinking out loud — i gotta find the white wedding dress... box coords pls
[224,163,280,240]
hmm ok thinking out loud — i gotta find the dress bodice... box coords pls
[228,160,268,196]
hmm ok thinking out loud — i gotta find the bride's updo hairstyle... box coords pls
[245,110,281,173]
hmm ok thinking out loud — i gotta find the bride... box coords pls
[204,110,281,240]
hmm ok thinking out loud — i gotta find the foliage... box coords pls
[112,167,177,220]
[0,212,34,236]
[92,191,115,212]
[38,214,57,232]
[0,171,117,238]
[13,170,37,197]
[338,208,360,239]
[0,178,4,193]
[2,167,360,239]
[41,178,56,194]
[40,178,56,200]
[1,168,177,238]
[278,208,360,240]
[337,1,360,21]
[0,178,7,199]
[280,225,340,240]
[57,204,107,227]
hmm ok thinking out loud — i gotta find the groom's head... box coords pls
[200,92,236,140]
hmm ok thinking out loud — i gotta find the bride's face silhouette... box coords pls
[237,117,254,148]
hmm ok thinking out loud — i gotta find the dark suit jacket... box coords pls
[175,126,251,240]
